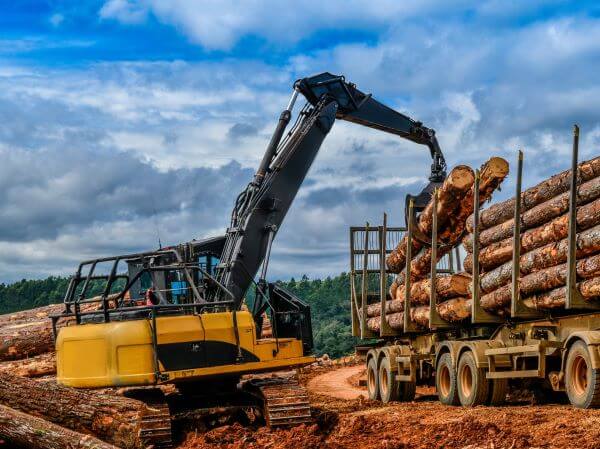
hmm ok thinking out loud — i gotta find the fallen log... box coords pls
[463,196,600,273]
[466,156,600,233]
[386,165,475,273]
[480,253,600,310]
[0,404,119,449]
[523,276,600,309]
[0,372,150,448]
[0,352,56,378]
[0,301,108,361]
[478,225,600,293]
[0,319,55,362]
[0,303,65,326]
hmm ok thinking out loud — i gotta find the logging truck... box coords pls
[352,130,600,409]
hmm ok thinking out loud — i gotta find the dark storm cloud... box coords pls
[0,146,252,241]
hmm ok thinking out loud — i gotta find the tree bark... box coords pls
[480,253,600,310]
[0,303,65,326]
[463,176,600,254]
[466,156,600,233]
[366,307,430,331]
[463,196,600,272]
[437,297,472,322]
[386,165,475,273]
[0,404,120,449]
[0,372,150,448]
[523,276,600,309]
[0,303,105,361]
[0,319,56,362]
[409,273,471,305]
[478,224,600,293]
[366,298,404,318]
[0,353,56,378]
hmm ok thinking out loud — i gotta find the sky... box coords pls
[2,0,600,283]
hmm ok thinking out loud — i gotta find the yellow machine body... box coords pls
[56,311,314,388]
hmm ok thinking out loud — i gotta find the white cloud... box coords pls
[49,13,64,27]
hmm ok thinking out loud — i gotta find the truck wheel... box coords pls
[457,351,489,407]
[367,357,380,401]
[487,379,508,405]
[566,341,600,408]
[378,355,400,403]
[436,353,459,405]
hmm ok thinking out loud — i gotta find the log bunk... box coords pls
[362,146,600,333]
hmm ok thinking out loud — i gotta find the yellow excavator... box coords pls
[50,72,447,447]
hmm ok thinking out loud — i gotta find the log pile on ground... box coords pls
[462,155,600,312]
[0,371,152,448]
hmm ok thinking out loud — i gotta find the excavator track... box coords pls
[125,388,173,449]
[245,375,312,427]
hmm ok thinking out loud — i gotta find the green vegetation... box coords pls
[276,274,360,358]
[0,273,359,358]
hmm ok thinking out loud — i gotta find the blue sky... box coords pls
[2,1,600,282]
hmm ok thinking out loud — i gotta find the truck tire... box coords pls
[457,351,489,407]
[378,355,400,403]
[487,378,508,405]
[436,353,459,405]
[367,357,380,401]
[565,341,600,408]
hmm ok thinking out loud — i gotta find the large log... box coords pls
[366,307,430,332]
[464,176,600,255]
[0,302,105,361]
[0,319,56,362]
[0,353,56,378]
[463,196,600,272]
[466,156,600,233]
[0,303,65,326]
[480,253,600,310]
[386,165,475,273]
[366,298,404,318]
[0,372,150,448]
[478,225,600,293]
[523,276,600,309]
[446,157,509,242]
[409,273,471,305]
[0,404,119,449]
[437,297,472,322]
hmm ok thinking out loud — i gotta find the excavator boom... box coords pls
[212,72,447,308]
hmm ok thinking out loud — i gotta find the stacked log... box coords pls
[386,165,475,273]
[369,158,508,332]
[366,273,473,332]
[387,158,508,279]
[462,155,600,313]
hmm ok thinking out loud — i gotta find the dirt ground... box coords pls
[178,364,600,449]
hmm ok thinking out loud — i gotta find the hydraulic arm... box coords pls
[211,72,447,309]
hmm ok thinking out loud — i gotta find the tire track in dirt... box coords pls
[307,365,366,400]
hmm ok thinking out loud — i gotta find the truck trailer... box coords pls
[351,131,600,409]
